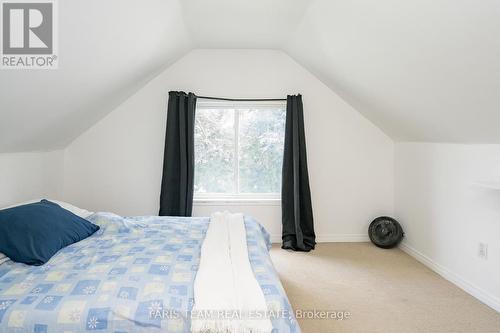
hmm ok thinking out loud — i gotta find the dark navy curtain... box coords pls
[159,91,197,216]
[281,95,316,251]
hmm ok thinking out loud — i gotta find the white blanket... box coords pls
[191,211,273,333]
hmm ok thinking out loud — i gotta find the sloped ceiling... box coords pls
[286,0,500,143]
[1,0,500,152]
[0,0,192,152]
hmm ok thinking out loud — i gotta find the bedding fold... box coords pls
[191,211,273,333]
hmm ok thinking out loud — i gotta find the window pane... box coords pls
[238,107,285,193]
[194,108,235,193]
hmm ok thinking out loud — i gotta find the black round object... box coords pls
[368,216,404,249]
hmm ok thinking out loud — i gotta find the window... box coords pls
[194,99,286,200]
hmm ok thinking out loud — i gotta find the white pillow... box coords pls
[1,199,94,218]
[0,252,9,265]
[49,200,94,218]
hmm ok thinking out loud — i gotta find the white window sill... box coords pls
[193,198,281,206]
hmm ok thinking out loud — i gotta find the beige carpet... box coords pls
[269,243,500,333]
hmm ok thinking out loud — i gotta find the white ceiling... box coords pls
[1,0,500,152]
[0,0,192,152]
[180,0,311,49]
[286,0,500,143]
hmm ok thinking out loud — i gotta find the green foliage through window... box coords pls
[194,101,286,196]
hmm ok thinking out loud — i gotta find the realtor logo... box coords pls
[1,0,58,69]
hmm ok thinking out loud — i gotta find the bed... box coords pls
[0,212,300,333]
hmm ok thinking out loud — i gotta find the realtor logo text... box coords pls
[1,0,58,69]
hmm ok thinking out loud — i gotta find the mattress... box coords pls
[0,212,300,333]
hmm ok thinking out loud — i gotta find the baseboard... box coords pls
[400,242,500,313]
[270,233,369,244]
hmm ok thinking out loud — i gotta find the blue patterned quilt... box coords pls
[0,213,300,333]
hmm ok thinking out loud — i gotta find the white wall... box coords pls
[0,151,64,208]
[395,143,500,311]
[63,49,394,240]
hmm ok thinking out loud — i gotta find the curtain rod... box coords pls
[195,95,286,102]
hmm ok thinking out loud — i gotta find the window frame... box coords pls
[193,99,286,203]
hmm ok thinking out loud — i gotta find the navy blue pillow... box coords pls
[0,199,99,265]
